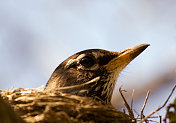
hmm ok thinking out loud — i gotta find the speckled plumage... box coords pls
[45,44,149,104]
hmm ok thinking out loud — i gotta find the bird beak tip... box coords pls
[119,43,150,58]
[105,44,150,71]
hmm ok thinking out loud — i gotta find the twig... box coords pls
[159,116,162,123]
[131,89,135,110]
[119,87,135,119]
[139,85,176,123]
[146,119,157,122]
[122,108,126,113]
[141,90,150,121]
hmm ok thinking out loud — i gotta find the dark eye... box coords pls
[80,56,95,68]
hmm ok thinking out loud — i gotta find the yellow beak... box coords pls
[105,44,150,71]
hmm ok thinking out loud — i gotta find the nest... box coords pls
[0,86,131,123]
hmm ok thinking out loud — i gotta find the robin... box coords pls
[45,44,149,104]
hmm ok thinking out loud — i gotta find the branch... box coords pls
[141,90,150,121]
[119,87,135,120]
[140,85,176,123]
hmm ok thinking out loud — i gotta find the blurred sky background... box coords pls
[0,0,176,121]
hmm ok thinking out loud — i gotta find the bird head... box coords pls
[45,44,149,104]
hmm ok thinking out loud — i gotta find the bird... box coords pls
[45,44,149,104]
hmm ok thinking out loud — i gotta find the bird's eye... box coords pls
[80,56,95,68]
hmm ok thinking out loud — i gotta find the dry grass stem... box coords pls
[141,90,150,121]
[119,87,135,120]
[131,89,135,110]
[139,85,176,123]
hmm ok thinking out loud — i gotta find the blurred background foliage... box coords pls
[0,0,176,121]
